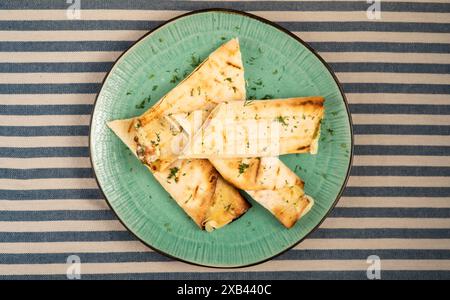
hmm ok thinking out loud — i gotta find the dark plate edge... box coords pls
[88,8,354,269]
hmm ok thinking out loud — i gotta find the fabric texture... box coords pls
[0,0,449,279]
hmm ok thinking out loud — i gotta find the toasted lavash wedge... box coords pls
[133,38,246,172]
[179,97,324,159]
[108,118,249,231]
[168,110,314,228]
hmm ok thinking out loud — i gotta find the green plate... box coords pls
[90,9,353,267]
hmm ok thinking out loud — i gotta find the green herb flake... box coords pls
[126,91,132,95]
[158,38,163,43]
[170,74,180,84]
[190,54,201,69]
[272,69,278,75]
[148,74,155,80]
[275,116,288,126]
[135,99,146,109]
[152,85,158,91]
[167,167,179,182]
[238,163,250,175]
[262,94,273,100]
[224,77,232,83]
[327,128,335,136]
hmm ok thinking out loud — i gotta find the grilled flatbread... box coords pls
[178,97,324,159]
[108,118,249,231]
[107,39,250,231]
[169,109,315,228]
[133,38,246,172]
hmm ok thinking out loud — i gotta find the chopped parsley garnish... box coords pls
[152,85,158,91]
[272,69,278,75]
[275,116,288,126]
[126,91,132,95]
[167,167,179,182]
[327,128,334,136]
[221,36,226,41]
[190,54,201,69]
[148,74,155,80]
[135,99,146,109]
[262,94,273,100]
[170,74,180,83]
[253,79,263,86]
[158,38,163,43]
[238,163,250,175]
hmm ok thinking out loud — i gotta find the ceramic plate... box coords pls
[90,9,353,267]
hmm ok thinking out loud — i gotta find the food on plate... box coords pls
[170,110,315,228]
[108,38,323,230]
[107,39,249,231]
[132,38,246,172]
[176,97,324,159]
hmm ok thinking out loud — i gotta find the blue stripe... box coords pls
[2,41,450,53]
[2,166,449,180]
[0,84,100,94]
[2,249,450,265]
[1,1,449,12]
[0,210,116,221]
[0,63,113,73]
[344,187,450,197]
[2,124,447,136]
[0,146,447,159]
[1,271,449,280]
[0,231,135,242]
[2,62,449,74]
[353,125,450,136]
[331,63,450,74]
[0,105,92,115]
[0,207,447,221]
[1,20,449,33]
[0,126,89,136]
[0,189,102,200]
[0,147,89,158]
[354,146,450,156]
[0,228,448,243]
[1,83,446,95]
[330,208,450,218]
[350,104,450,115]
[351,166,450,177]
[343,83,450,94]
[0,168,93,179]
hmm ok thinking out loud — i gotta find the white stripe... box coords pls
[297,31,450,43]
[0,94,96,105]
[352,114,450,126]
[4,114,450,126]
[295,239,450,250]
[2,30,450,44]
[0,136,88,147]
[0,157,91,168]
[0,199,108,211]
[1,51,449,65]
[0,239,448,254]
[347,93,450,105]
[321,52,450,64]
[1,10,449,23]
[0,259,449,275]
[2,72,449,85]
[0,241,151,254]
[0,220,124,232]
[347,176,450,187]
[0,51,121,63]
[337,72,450,85]
[353,155,450,167]
[338,197,450,208]
[0,115,91,126]
[0,178,98,190]
[2,134,447,148]
[355,135,450,146]
[320,218,450,229]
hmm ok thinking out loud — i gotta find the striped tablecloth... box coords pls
[1,0,449,280]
